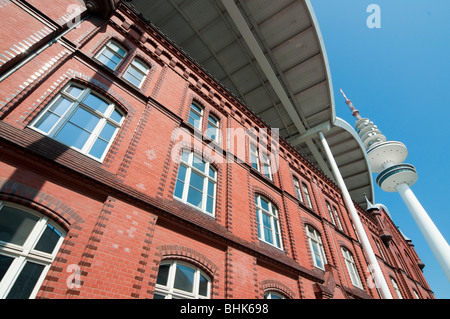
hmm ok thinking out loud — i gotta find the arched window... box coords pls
[255,195,282,249]
[306,225,327,270]
[390,277,403,299]
[0,202,65,299]
[264,291,286,299]
[123,58,149,88]
[95,40,127,71]
[174,150,217,216]
[30,83,124,161]
[341,247,363,288]
[154,260,211,299]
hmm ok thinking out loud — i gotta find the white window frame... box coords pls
[332,206,344,230]
[390,277,403,299]
[306,225,327,270]
[293,177,303,203]
[341,247,363,288]
[122,57,149,88]
[29,83,124,162]
[154,260,211,299]
[250,144,272,180]
[95,40,127,71]
[255,195,283,250]
[0,202,65,299]
[174,150,217,216]
[206,114,219,142]
[188,103,203,130]
[302,183,313,208]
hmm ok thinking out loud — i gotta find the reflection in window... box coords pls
[306,225,327,270]
[95,40,127,70]
[0,202,64,299]
[30,83,124,161]
[255,195,282,249]
[174,150,217,216]
[123,58,149,87]
[154,260,210,299]
[264,291,286,299]
[341,247,363,288]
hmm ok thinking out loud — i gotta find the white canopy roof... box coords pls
[127,0,374,207]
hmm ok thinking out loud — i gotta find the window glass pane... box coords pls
[89,138,108,159]
[0,254,14,282]
[108,42,126,57]
[6,262,45,299]
[132,59,148,73]
[208,167,216,179]
[34,112,60,134]
[192,155,206,173]
[156,264,170,286]
[260,198,269,212]
[206,197,214,214]
[187,187,203,208]
[83,93,109,114]
[188,111,201,129]
[97,51,119,70]
[49,97,72,116]
[110,109,123,124]
[153,293,166,299]
[262,213,271,228]
[55,122,91,150]
[174,165,187,199]
[99,123,116,141]
[65,85,83,98]
[191,104,202,113]
[199,274,208,296]
[174,264,195,292]
[189,171,204,191]
[263,226,273,244]
[124,73,142,87]
[34,224,62,254]
[181,151,190,163]
[0,207,39,246]
[207,181,214,197]
[69,108,100,132]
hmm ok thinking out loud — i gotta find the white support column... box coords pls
[319,132,393,299]
[396,183,450,282]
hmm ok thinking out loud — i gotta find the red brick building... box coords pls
[0,0,434,299]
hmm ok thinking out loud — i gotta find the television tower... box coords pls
[341,89,450,283]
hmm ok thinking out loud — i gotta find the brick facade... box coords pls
[0,0,434,299]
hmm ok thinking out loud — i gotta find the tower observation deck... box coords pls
[341,89,450,283]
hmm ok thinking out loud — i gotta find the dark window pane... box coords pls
[199,274,208,296]
[34,224,62,254]
[153,293,166,299]
[0,254,14,282]
[0,207,39,246]
[6,262,45,299]
[156,264,170,286]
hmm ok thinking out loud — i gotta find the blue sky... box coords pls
[310,0,450,298]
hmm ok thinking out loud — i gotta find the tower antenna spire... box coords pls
[340,89,361,120]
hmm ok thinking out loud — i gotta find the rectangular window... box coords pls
[302,183,313,208]
[293,178,303,202]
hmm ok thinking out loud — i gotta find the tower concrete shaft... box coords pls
[342,89,450,283]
